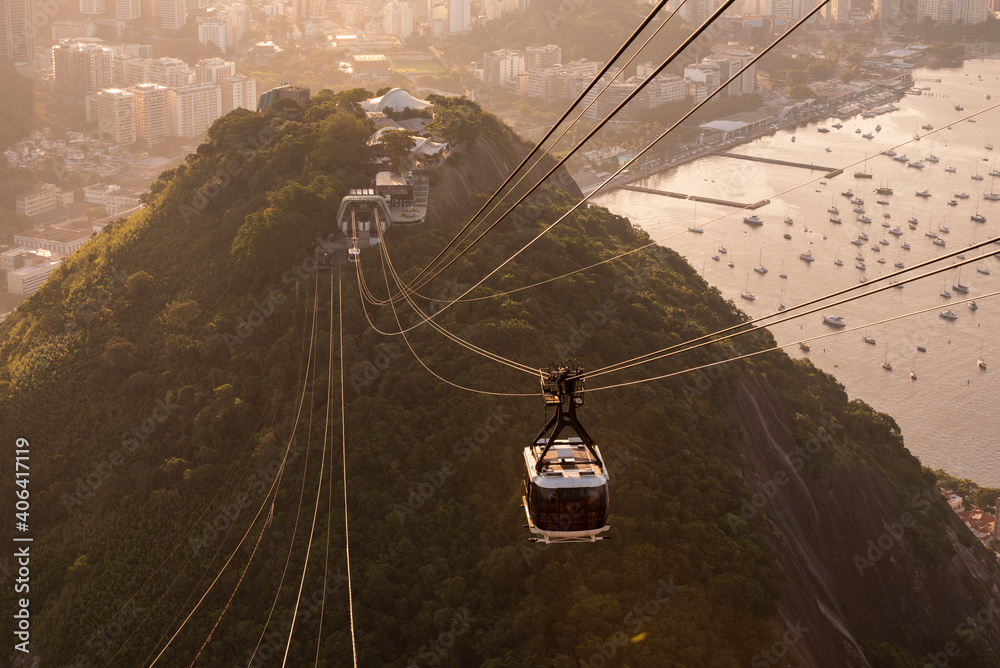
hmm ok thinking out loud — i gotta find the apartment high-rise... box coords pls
[131,83,169,145]
[116,0,141,19]
[448,0,470,33]
[220,74,256,113]
[79,0,107,14]
[483,49,525,86]
[168,83,222,137]
[160,0,187,29]
[1,0,33,63]
[52,39,114,104]
[195,57,236,84]
[526,44,561,69]
[95,88,136,145]
[149,57,193,86]
[383,1,414,39]
[197,20,231,53]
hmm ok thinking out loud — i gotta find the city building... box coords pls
[8,262,61,297]
[198,19,231,53]
[383,1,414,40]
[15,184,61,218]
[195,57,236,84]
[116,0,141,19]
[79,0,106,14]
[1,0,33,63]
[52,19,97,41]
[149,57,193,87]
[160,0,186,29]
[95,88,136,145]
[131,82,170,145]
[448,0,470,33]
[14,228,92,255]
[168,83,222,137]
[483,48,525,86]
[483,0,524,20]
[52,39,113,104]
[112,53,150,86]
[220,74,256,113]
[526,44,562,69]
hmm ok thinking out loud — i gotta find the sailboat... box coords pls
[688,202,704,233]
[881,342,892,371]
[972,200,987,223]
[953,267,969,294]
[776,289,786,312]
[854,153,873,179]
[834,247,844,266]
[779,260,787,279]
[910,355,917,380]
[941,275,952,298]
[972,162,984,181]
[740,273,756,301]
[979,341,987,369]
[863,329,876,345]
[754,247,768,274]
[784,206,793,225]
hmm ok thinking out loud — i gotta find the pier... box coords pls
[716,152,836,172]
[616,185,768,209]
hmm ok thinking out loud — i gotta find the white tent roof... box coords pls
[360,88,432,113]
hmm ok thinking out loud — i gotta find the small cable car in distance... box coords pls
[523,365,610,543]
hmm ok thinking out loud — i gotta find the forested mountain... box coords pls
[1,90,999,668]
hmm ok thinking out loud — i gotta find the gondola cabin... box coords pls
[347,247,361,262]
[523,437,610,543]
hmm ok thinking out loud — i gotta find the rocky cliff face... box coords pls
[730,373,1000,666]
[426,134,582,226]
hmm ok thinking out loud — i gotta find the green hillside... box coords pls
[0,90,997,667]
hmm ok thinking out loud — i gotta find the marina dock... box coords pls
[716,152,837,172]
[616,185,768,210]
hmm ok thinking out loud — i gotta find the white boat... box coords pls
[927,155,940,163]
[862,132,874,139]
[740,274,755,301]
[754,248,767,274]
[940,310,959,319]
[955,192,970,199]
[863,333,876,344]
[884,149,897,157]
[824,315,847,327]
[828,205,840,214]
[893,154,908,162]
[946,166,957,173]
[688,226,704,233]
[830,217,842,223]
[933,238,946,246]
[889,227,903,235]
[953,269,969,293]
[902,242,910,250]
[915,189,931,197]
[799,251,815,262]
[972,212,986,223]
[743,215,764,226]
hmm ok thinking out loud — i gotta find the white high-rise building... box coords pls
[160,0,186,28]
[383,2,414,39]
[448,0,470,33]
[95,88,136,145]
[116,0,141,19]
[149,57,193,86]
[483,49,525,86]
[484,0,519,20]
[198,20,231,53]
[195,57,236,84]
[112,53,150,86]
[1,0,33,63]
[949,0,988,23]
[131,82,169,145]
[168,83,222,137]
[221,74,256,113]
[79,0,106,14]
[526,44,561,69]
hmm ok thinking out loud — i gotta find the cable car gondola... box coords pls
[522,366,610,543]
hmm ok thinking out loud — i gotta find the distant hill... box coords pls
[1,90,998,667]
